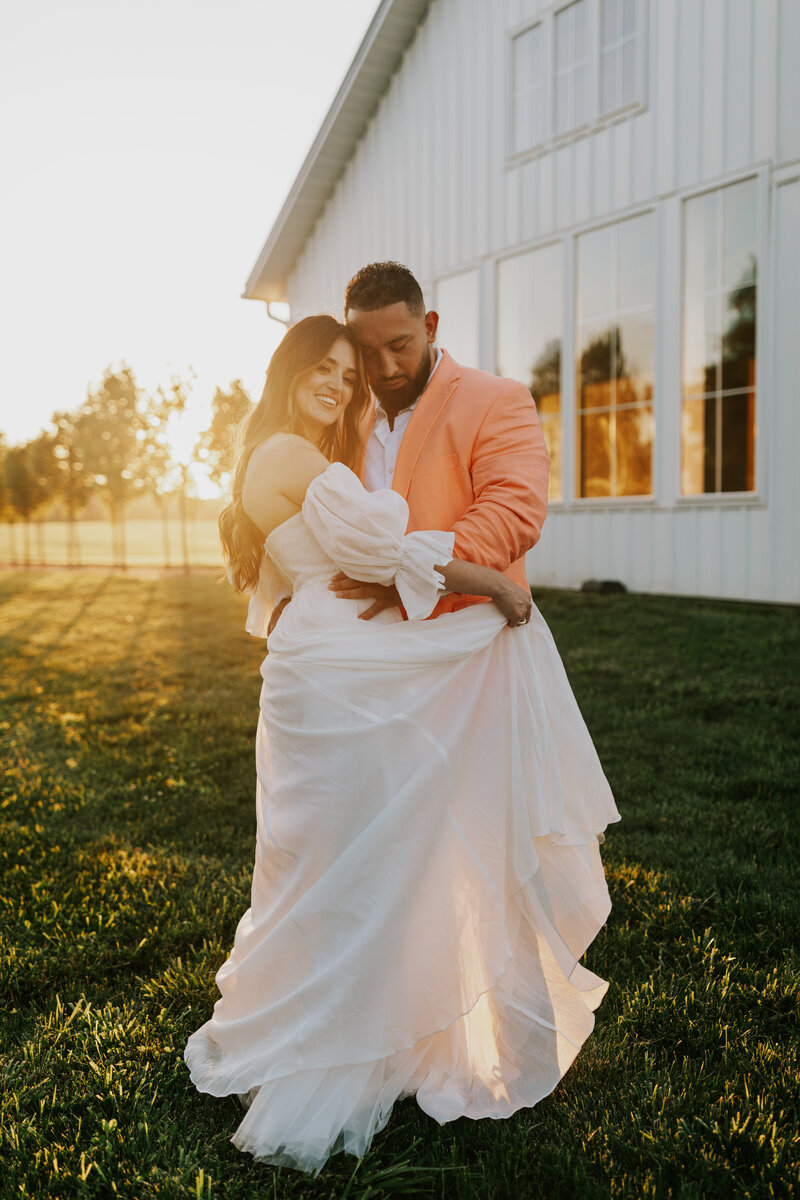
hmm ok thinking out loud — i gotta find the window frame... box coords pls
[675,168,769,508]
[507,0,648,165]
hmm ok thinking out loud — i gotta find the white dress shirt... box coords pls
[363,348,443,492]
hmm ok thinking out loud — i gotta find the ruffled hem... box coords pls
[184,835,612,1175]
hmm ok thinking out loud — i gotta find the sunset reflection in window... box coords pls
[682,179,757,495]
[497,243,564,502]
[576,213,655,498]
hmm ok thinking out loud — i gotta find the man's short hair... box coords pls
[345,262,425,318]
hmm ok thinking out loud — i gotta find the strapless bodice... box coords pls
[264,510,337,593]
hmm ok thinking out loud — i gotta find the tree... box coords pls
[26,431,60,563]
[52,410,93,566]
[74,367,144,568]
[194,380,252,487]
[3,443,47,565]
[137,377,192,569]
[0,434,16,564]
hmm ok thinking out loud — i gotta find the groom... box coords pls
[331,260,550,619]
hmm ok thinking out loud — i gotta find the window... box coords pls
[497,243,564,502]
[512,24,547,153]
[681,179,757,494]
[435,269,480,370]
[510,0,645,156]
[576,213,655,498]
[600,0,641,114]
[555,0,589,135]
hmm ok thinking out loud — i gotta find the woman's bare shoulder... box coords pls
[243,434,330,532]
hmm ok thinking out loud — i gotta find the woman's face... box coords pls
[292,338,358,438]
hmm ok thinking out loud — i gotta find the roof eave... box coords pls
[243,0,430,304]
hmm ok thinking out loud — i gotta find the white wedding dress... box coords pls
[184,463,620,1174]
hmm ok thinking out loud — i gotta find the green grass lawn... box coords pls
[1,571,797,1200]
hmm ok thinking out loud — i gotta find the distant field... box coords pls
[0,519,224,569]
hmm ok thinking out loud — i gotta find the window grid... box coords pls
[681,181,758,496]
[600,0,639,114]
[554,0,590,135]
[576,216,655,499]
[512,24,547,153]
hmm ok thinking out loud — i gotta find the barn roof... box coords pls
[243,0,431,303]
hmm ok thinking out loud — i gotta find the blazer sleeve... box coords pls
[451,382,550,572]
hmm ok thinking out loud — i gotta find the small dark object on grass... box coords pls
[581,579,628,594]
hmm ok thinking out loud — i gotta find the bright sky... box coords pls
[0,0,379,494]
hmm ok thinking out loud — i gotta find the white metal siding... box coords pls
[284,0,799,603]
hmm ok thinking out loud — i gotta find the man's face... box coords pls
[346,301,439,412]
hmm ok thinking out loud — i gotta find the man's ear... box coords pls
[424,310,439,343]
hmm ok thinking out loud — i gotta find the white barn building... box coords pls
[245,0,800,603]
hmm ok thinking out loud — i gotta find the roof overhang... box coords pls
[243,0,431,304]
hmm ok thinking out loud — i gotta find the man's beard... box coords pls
[372,345,434,414]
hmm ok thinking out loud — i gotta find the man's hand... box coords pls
[329,573,401,620]
[266,596,290,643]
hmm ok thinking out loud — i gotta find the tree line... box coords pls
[0,367,252,570]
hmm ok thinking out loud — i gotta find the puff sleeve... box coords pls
[302,463,454,620]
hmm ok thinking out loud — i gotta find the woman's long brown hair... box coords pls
[219,315,371,593]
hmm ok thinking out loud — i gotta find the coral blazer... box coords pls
[356,349,550,617]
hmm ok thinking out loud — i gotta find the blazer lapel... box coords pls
[392,350,461,498]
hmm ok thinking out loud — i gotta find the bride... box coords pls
[183,314,620,1175]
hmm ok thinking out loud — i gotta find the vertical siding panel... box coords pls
[521,160,538,242]
[611,120,633,212]
[574,135,591,225]
[592,127,611,219]
[753,0,778,162]
[474,0,491,257]
[631,110,654,203]
[675,0,702,188]
[421,14,437,274]
[538,151,554,235]
[653,0,677,196]
[702,0,724,180]
[560,142,576,228]
[491,2,508,252]
[777,0,800,161]
[723,0,754,173]
[771,180,800,602]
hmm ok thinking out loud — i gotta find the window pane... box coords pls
[681,398,711,495]
[681,179,758,494]
[622,38,637,105]
[720,282,756,392]
[578,412,612,497]
[578,226,614,320]
[623,0,637,37]
[574,64,588,126]
[723,178,758,292]
[556,8,572,69]
[617,315,654,400]
[577,213,655,498]
[575,0,588,59]
[602,47,618,112]
[435,270,480,369]
[497,243,564,500]
[618,212,654,310]
[556,73,571,134]
[720,392,756,491]
[602,0,619,46]
[616,404,653,495]
[578,324,615,409]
